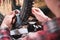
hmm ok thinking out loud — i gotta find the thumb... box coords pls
[11,11,16,18]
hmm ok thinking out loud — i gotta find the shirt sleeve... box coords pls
[0,28,12,40]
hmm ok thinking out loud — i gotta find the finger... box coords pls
[32,8,40,14]
[32,7,43,13]
[32,7,40,11]
[32,8,39,16]
[15,9,20,14]
[10,11,16,18]
[32,8,37,14]
[33,9,41,13]
[11,17,16,24]
[9,11,14,15]
[33,8,45,17]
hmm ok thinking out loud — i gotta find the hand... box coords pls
[21,31,42,40]
[1,11,16,30]
[32,7,51,23]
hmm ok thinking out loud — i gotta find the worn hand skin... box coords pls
[1,11,16,30]
[32,7,51,23]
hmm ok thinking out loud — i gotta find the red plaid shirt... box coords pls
[0,18,60,40]
[0,28,11,40]
[21,18,60,40]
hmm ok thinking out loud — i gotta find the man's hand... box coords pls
[20,31,43,40]
[1,11,16,30]
[32,7,51,23]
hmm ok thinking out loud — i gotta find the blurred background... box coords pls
[0,0,45,15]
[0,0,55,28]
[0,0,55,39]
